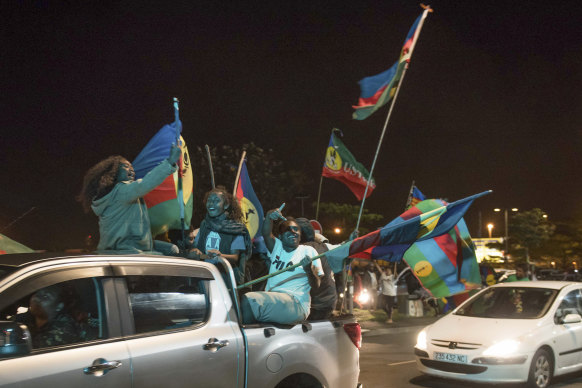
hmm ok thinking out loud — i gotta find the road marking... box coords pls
[388,360,416,366]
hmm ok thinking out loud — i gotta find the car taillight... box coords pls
[343,322,362,350]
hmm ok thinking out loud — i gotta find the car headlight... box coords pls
[483,339,520,357]
[416,329,427,350]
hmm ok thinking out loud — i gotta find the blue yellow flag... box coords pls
[132,120,193,237]
[235,160,264,240]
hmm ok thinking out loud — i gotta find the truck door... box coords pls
[112,263,243,388]
[0,265,132,387]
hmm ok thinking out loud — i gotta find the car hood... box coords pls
[426,313,544,346]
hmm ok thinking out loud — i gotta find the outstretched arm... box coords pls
[262,209,281,253]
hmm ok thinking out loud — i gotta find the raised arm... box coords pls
[262,209,281,253]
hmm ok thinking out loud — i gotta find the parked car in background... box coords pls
[0,253,362,388]
[415,281,582,388]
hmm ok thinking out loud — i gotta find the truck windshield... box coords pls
[455,287,558,319]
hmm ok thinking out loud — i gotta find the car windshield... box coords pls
[455,287,558,319]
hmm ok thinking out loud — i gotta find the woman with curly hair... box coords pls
[188,186,251,285]
[77,145,181,255]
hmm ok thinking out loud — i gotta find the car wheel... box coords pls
[527,348,553,388]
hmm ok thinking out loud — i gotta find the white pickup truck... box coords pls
[0,253,361,387]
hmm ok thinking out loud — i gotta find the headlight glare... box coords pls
[416,329,427,350]
[483,339,520,357]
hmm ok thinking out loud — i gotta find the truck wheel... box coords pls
[527,348,553,388]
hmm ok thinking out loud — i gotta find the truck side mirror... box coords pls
[0,321,32,359]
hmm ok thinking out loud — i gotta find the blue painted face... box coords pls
[280,222,301,250]
[206,192,228,218]
[117,160,135,182]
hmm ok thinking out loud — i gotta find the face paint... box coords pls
[281,222,301,250]
[206,192,227,218]
[117,161,135,182]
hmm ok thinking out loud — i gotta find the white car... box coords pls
[415,281,582,388]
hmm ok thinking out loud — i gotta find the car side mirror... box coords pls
[562,313,582,324]
[0,321,32,359]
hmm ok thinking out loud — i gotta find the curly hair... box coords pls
[203,186,243,222]
[77,155,127,213]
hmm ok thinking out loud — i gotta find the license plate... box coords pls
[434,351,467,363]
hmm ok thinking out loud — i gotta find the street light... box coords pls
[487,223,494,238]
[494,208,518,262]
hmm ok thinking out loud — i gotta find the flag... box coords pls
[352,13,424,120]
[322,129,375,200]
[402,199,482,298]
[0,233,34,254]
[407,186,426,209]
[235,160,264,241]
[132,120,193,237]
[325,191,491,273]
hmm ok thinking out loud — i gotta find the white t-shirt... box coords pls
[380,273,396,296]
[266,238,323,316]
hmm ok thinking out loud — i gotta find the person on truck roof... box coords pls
[186,186,252,285]
[77,144,181,255]
[241,209,324,325]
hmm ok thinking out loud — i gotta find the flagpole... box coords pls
[405,180,416,210]
[233,150,247,197]
[204,145,216,189]
[354,6,431,232]
[315,128,336,220]
[173,97,186,243]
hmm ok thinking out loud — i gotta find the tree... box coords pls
[537,220,582,270]
[316,202,384,242]
[190,143,312,227]
[508,208,555,265]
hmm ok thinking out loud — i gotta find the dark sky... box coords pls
[2,1,582,249]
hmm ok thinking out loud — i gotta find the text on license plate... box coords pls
[434,352,467,363]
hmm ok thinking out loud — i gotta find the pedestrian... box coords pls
[375,261,397,323]
[503,262,530,282]
[77,144,181,255]
[364,263,378,311]
[240,209,323,325]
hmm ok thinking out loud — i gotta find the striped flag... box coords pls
[352,12,425,120]
[403,200,482,298]
[325,191,490,273]
[132,120,193,237]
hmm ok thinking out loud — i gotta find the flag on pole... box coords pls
[325,191,491,273]
[0,233,34,254]
[132,120,193,237]
[402,199,482,298]
[352,13,424,120]
[235,160,264,240]
[408,186,426,209]
[322,129,375,201]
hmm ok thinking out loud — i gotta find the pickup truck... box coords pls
[0,253,361,387]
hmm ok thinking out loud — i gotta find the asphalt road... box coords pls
[359,325,582,388]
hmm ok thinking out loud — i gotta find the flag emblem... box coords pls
[414,260,433,277]
[325,146,342,171]
[240,196,261,238]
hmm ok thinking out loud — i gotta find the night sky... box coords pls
[2,1,582,250]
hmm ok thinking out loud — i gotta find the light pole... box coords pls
[494,208,518,262]
[487,223,494,238]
